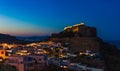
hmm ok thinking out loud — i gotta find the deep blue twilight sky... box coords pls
[0,0,120,40]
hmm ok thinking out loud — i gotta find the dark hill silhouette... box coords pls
[0,33,29,44]
[17,36,49,42]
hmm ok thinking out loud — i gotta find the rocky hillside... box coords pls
[100,42,120,71]
[50,24,100,53]
[51,37,101,52]
[50,23,120,71]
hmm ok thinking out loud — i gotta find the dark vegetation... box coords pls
[41,64,75,71]
[100,42,120,71]
[0,59,17,71]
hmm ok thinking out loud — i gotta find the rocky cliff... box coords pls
[50,24,100,53]
[50,23,120,71]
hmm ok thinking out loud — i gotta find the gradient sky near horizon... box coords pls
[0,0,120,40]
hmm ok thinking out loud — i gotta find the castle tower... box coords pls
[72,22,85,33]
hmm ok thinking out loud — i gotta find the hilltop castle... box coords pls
[64,22,97,37]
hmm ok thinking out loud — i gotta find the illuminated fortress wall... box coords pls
[64,22,97,37]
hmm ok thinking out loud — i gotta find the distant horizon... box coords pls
[1,32,120,41]
[0,32,50,37]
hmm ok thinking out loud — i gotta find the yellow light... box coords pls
[64,26,72,30]
[90,54,94,56]
[43,50,49,54]
[8,54,11,56]
[85,53,89,55]
[80,52,82,55]
[60,66,63,68]
[0,59,3,62]
[21,50,27,53]
[63,66,68,69]
[73,22,85,27]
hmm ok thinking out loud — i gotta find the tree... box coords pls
[0,64,17,71]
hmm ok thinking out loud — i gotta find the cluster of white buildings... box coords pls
[0,41,103,71]
[5,54,48,71]
[48,57,103,71]
[0,42,50,71]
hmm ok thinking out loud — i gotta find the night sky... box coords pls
[0,0,120,40]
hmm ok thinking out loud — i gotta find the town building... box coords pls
[0,49,6,59]
[5,54,48,71]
